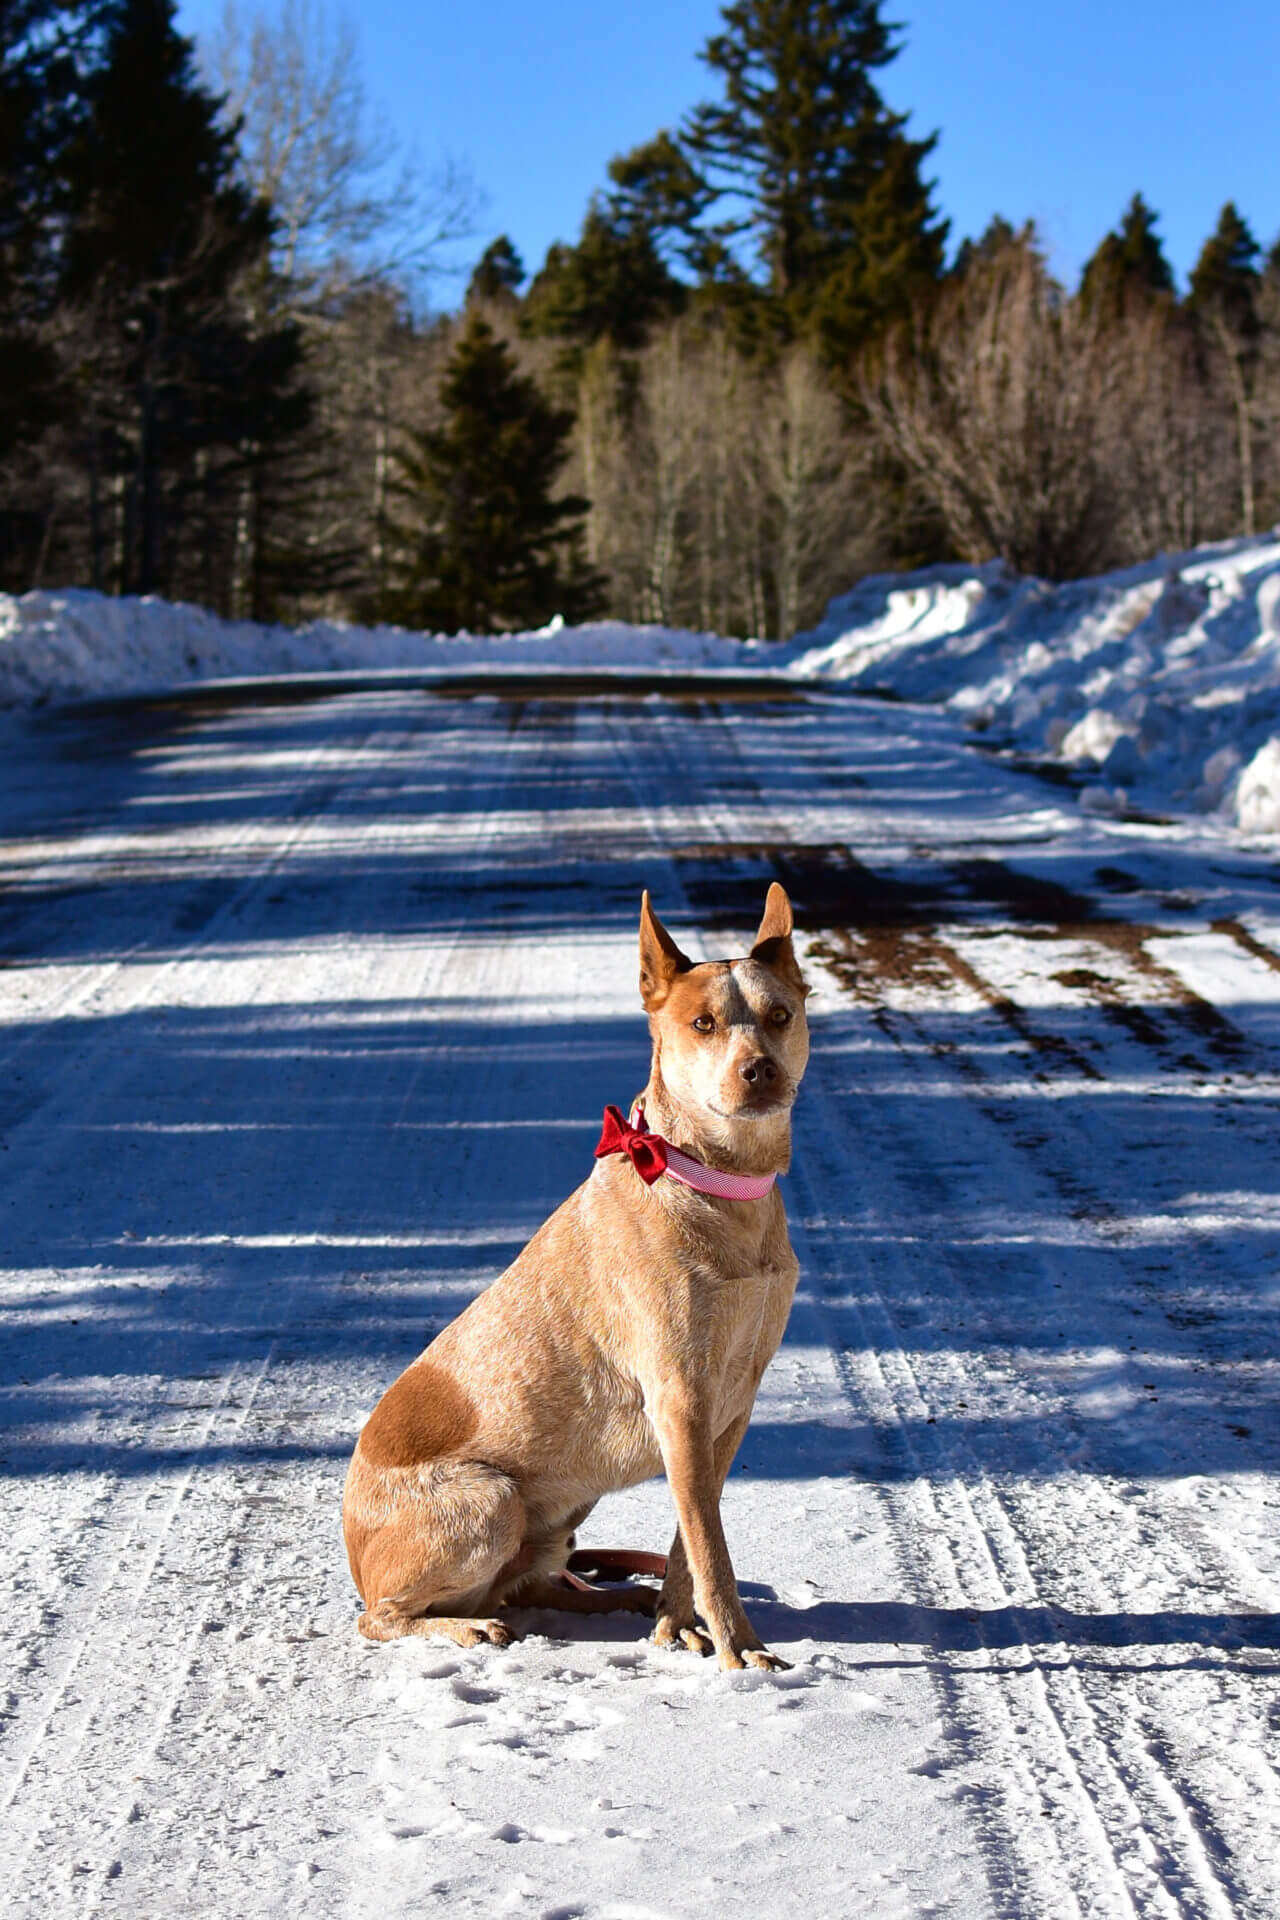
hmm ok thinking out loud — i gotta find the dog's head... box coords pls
[638,885,810,1129]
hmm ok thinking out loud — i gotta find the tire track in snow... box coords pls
[609,692,1279,1919]
[0,716,400,1883]
[846,932,1280,1919]
[801,923,1280,1914]
[0,691,547,1908]
[596,695,1140,1915]
[0,704,431,1784]
[6,679,1278,1914]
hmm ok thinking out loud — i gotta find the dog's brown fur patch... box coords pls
[660,962,732,1023]
[358,1360,478,1468]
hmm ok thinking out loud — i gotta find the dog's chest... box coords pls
[701,1250,794,1422]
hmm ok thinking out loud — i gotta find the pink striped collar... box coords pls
[593,1102,778,1201]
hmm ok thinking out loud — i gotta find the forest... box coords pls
[3,0,1278,639]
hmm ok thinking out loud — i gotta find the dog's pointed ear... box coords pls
[753,882,793,949]
[750,882,806,990]
[639,890,692,1010]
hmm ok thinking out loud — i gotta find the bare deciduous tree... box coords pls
[571,320,878,638]
[1100,303,1236,560]
[760,348,875,637]
[864,240,1123,578]
[202,0,479,308]
[1251,263,1280,529]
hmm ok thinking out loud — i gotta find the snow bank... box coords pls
[6,530,1280,833]
[789,534,1280,834]
[0,588,749,707]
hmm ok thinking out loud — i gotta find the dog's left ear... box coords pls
[751,883,807,993]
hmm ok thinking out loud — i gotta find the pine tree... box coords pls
[606,132,718,279]
[467,235,525,308]
[383,315,607,632]
[950,215,1029,280]
[1079,194,1175,317]
[1188,202,1261,335]
[0,4,71,440]
[0,2,89,580]
[523,198,685,356]
[59,0,307,597]
[683,0,947,354]
[1188,203,1263,535]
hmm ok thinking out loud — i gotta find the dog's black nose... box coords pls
[739,1056,778,1086]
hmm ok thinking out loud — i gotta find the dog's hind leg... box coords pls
[350,1459,526,1648]
[359,1606,514,1647]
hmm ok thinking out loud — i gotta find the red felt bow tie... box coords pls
[593,1104,669,1185]
[593,1103,779,1201]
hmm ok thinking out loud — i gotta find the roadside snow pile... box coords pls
[7,532,1280,833]
[789,534,1280,833]
[0,588,749,707]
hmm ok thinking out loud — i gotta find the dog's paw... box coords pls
[720,1644,792,1673]
[744,1646,792,1672]
[653,1615,713,1656]
[458,1618,513,1649]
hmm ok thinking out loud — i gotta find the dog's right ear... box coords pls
[639,891,692,1010]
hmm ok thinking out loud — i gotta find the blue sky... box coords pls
[177,0,1280,297]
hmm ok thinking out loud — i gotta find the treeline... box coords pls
[0,0,473,618]
[4,0,1279,637]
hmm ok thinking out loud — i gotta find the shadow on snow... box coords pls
[0,682,1277,1526]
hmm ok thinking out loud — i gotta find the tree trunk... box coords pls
[1215,315,1256,537]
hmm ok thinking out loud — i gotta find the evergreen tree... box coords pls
[1188,201,1261,335]
[1187,203,1264,535]
[682,0,947,353]
[0,2,95,580]
[606,131,718,279]
[806,116,949,355]
[523,197,685,356]
[58,0,307,596]
[950,215,1028,280]
[0,4,73,443]
[383,314,607,632]
[1079,194,1175,317]
[467,235,525,308]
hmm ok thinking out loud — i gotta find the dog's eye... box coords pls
[769,1005,791,1025]
[691,1014,716,1033]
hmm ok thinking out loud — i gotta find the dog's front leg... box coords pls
[653,1405,749,1656]
[650,1393,786,1672]
[652,1528,700,1652]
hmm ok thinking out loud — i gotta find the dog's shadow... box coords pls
[742,1586,1280,1673]
[506,1581,1280,1676]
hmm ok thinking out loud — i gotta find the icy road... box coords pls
[2,673,1280,1918]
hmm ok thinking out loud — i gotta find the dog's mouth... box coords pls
[709,1091,794,1121]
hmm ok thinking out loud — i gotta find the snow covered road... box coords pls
[2,676,1279,1917]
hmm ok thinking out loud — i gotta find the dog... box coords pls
[342,883,809,1671]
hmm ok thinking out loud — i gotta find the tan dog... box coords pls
[342,884,809,1671]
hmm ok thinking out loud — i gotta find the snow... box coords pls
[1234,735,1280,833]
[6,530,1280,838]
[0,587,752,707]
[788,531,1280,835]
[2,557,1280,1911]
